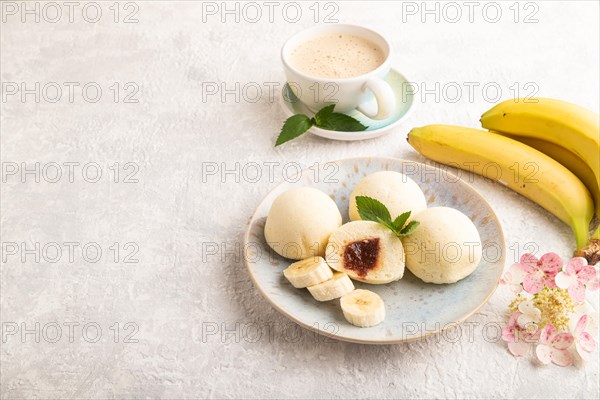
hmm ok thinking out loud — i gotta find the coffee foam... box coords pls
[290,33,385,79]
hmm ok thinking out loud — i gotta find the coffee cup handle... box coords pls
[357,78,396,120]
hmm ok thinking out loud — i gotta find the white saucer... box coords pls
[279,68,414,141]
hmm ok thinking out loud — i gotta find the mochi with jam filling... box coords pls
[325,221,405,284]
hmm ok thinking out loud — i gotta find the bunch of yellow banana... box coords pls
[407,98,600,256]
[481,98,600,219]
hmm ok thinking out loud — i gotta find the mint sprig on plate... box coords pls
[355,196,419,237]
[275,105,368,146]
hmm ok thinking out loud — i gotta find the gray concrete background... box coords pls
[1,1,599,398]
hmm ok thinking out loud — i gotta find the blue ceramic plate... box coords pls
[244,157,505,344]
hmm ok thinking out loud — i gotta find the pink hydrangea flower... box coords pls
[535,324,574,366]
[501,263,527,293]
[572,314,597,361]
[555,257,599,302]
[512,253,562,294]
[502,311,537,356]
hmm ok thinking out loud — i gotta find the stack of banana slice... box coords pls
[407,98,600,262]
[283,257,386,327]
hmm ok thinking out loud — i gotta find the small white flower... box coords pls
[517,300,541,329]
[501,263,527,293]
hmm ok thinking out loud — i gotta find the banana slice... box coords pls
[340,289,385,328]
[307,272,354,302]
[283,257,333,288]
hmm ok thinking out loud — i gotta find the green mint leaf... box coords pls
[316,112,368,132]
[356,196,420,237]
[379,219,400,235]
[399,220,420,236]
[275,105,367,146]
[314,104,368,132]
[314,104,336,126]
[355,196,392,225]
[392,211,411,231]
[275,114,314,146]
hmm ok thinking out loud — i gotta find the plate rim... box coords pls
[243,156,506,344]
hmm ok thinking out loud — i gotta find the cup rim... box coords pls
[281,24,392,83]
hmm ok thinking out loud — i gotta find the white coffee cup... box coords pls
[281,24,396,120]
